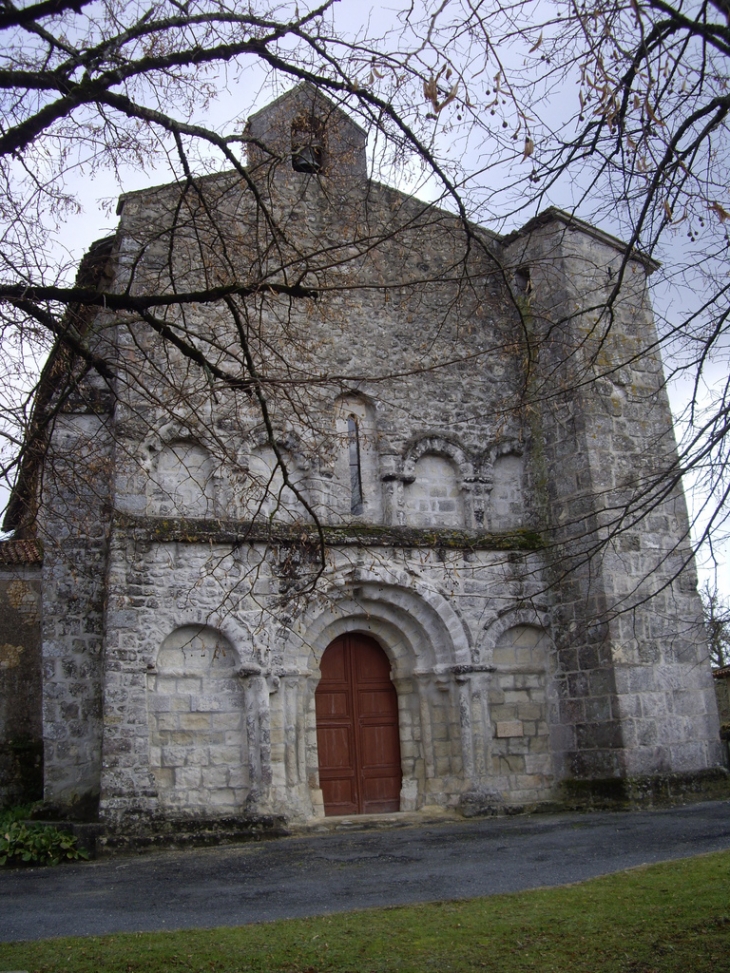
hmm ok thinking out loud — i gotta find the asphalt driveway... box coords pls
[2,800,730,942]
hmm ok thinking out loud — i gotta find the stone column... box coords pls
[304,671,325,817]
[452,666,495,786]
[462,475,492,530]
[239,669,271,807]
[381,473,412,526]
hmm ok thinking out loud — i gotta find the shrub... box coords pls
[0,803,34,828]
[0,811,89,867]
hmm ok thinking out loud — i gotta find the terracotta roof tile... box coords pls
[0,538,43,564]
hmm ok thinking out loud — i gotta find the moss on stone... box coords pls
[560,768,730,809]
[113,513,544,552]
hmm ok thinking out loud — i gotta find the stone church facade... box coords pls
[1,85,725,832]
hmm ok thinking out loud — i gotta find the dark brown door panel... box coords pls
[315,634,402,815]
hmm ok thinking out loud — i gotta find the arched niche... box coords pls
[489,624,554,793]
[404,453,464,528]
[153,440,214,517]
[147,625,248,814]
[332,394,382,523]
[245,445,309,522]
[490,452,525,529]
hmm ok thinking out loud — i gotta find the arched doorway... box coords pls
[315,634,402,815]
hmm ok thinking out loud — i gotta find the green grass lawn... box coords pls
[1,850,729,972]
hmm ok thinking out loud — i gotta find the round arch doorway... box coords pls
[315,633,402,816]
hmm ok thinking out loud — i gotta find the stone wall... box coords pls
[0,541,43,807]
[148,626,248,813]
[714,668,730,728]
[96,516,554,825]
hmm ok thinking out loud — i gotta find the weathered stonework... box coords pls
[713,667,730,762]
[0,540,43,806]
[3,84,725,828]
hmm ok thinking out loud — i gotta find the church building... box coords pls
[1,85,725,836]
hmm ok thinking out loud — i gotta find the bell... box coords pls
[292,137,323,173]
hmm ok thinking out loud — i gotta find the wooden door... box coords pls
[315,634,402,815]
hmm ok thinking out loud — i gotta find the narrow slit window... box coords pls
[514,266,531,295]
[347,416,363,515]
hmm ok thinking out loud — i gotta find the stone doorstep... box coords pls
[98,808,464,853]
[295,771,730,834]
[86,808,477,854]
[291,799,571,834]
[291,806,461,835]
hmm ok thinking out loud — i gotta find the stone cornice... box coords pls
[112,513,544,552]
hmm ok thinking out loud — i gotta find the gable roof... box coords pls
[247,81,368,137]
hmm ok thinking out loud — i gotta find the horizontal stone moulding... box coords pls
[112,513,545,552]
